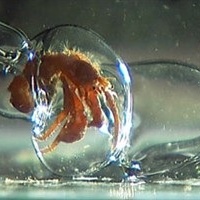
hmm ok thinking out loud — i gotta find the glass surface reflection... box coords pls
[1,22,200,183]
[129,60,200,182]
[0,22,133,180]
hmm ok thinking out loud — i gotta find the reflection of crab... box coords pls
[8,50,120,153]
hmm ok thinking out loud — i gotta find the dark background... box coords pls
[0,0,200,195]
[0,0,200,66]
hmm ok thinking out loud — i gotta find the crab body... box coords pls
[8,51,119,153]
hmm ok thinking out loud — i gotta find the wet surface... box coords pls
[1,61,200,199]
[1,179,200,200]
[1,0,200,199]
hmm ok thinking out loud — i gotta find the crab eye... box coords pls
[29,25,133,178]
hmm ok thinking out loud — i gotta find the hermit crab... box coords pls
[8,49,120,154]
[0,23,133,176]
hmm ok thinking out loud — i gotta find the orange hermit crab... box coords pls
[8,49,120,154]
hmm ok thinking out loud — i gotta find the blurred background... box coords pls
[0,0,200,65]
[1,0,200,199]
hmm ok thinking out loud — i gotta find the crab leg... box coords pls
[8,75,34,113]
[36,110,68,141]
[86,89,104,128]
[41,73,87,154]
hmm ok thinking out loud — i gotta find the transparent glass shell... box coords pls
[129,61,200,182]
[2,22,200,184]
[28,25,133,178]
[0,22,32,119]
